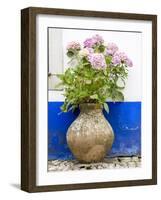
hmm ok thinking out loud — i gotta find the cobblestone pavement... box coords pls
[48,156,141,172]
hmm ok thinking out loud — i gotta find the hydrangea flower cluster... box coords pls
[112,51,133,67]
[58,34,133,112]
[105,42,118,56]
[66,41,81,51]
[84,34,104,48]
[66,34,133,69]
[88,53,106,69]
[79,48,94,57]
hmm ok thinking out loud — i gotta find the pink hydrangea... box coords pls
[112,51,133,67]
[118,52,128,61]
[83,38,94,48]
[92,34,104,44]
[84,34,104,48]
[86,47,94,54]
[112,54,121,65]
[66,41,81,50]
[105,43,119,55]
[88,53,106,70]
[125,58,133,67]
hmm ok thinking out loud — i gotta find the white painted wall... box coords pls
[48,29,64,89]
[0,0,160,199]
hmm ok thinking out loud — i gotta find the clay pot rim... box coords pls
[79,103,103,110]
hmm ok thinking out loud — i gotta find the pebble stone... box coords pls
[48,156,141,172]
[136,161,141,167]
[127,161,136,168]
[131,156,140,162]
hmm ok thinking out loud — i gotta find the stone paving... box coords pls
[48,156,141,172]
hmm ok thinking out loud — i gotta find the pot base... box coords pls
[78,145,106,163]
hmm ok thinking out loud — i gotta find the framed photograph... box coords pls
[21,7,157,192]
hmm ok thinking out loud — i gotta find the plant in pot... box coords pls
[57,34,133,163]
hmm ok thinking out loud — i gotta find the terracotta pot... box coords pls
[67,103,114,163]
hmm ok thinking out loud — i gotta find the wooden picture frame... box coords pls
[21,7,157,192]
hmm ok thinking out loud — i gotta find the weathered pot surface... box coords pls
[67,103,114,163]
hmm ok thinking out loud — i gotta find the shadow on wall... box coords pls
[48,102,141,160]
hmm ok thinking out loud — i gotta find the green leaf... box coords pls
[67,50,74,57]
[105,56,112,65]
[54,82,64,89]
[98,45,105,53]
[56,74,64,79]
[85,80,92,84]
[103,103,109,113]
[116,78,125,90]
[90,94,99,99]
[103,69,107,76]
[114,91,124,101]
[83,62,90,66]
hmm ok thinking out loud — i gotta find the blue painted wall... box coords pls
[48,102,141,160]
